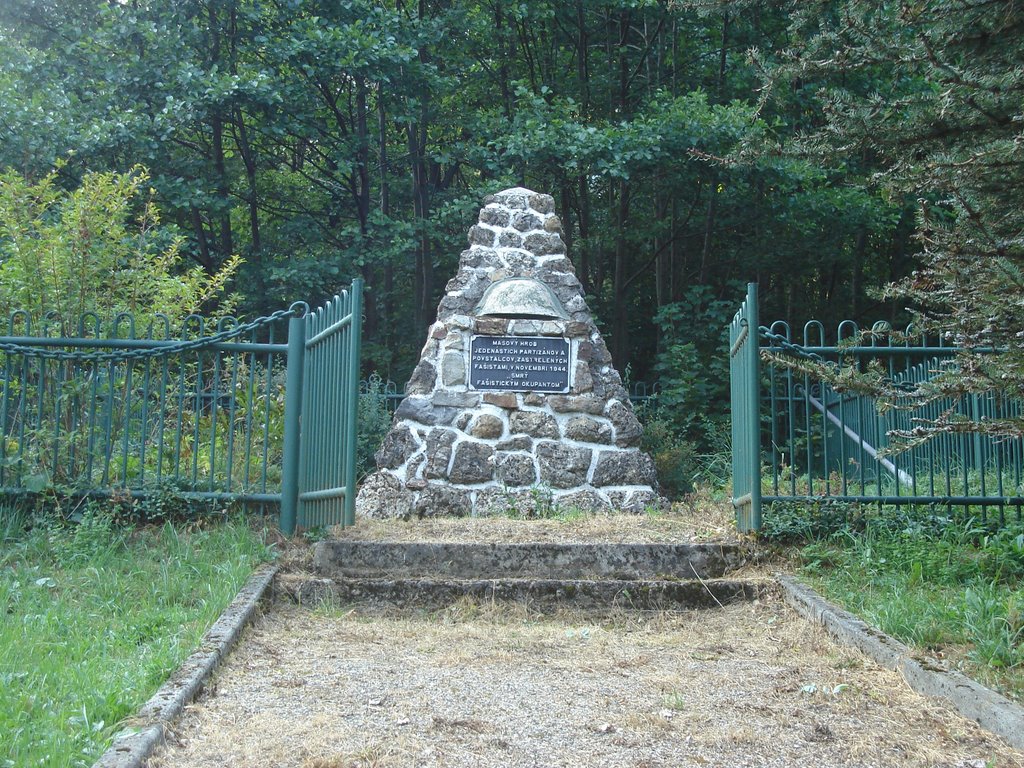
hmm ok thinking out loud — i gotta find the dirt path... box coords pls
[147,592,1023,768]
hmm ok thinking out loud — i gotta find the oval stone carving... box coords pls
[474,277,568,320]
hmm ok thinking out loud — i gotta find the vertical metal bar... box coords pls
[0,339,14,488]
[280,311,306,536]
[49,359,61,481]
[155,354,169,484]
[241,344,257,492]
[208,339,222,491]
[225,342,241,493]
[35,356,47,480]
[101,358,116,485]
[344,280,363,527]
[173,351,187,487]
[768,355,780,497]
[120,360,133,485]
[191,350,204,486]
[139,357,152,486]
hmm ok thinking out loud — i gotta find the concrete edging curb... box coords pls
[777,573,1024,750]
[92,562,280,768]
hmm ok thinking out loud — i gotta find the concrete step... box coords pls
[311,541,746,581]
[277,572,774,611]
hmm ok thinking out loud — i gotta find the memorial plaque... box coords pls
[470,335,570,392]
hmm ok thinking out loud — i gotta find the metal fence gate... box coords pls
[729,282,761,532]
[0,280,363,535]
[728,282,1024,531]
[282,281,363,532]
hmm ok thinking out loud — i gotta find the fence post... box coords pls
[280,311,307,535]
[730,282,762,532]
[343,279,364,527]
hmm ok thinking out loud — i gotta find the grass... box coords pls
[765,504,1024,702]
[0,506,276,767]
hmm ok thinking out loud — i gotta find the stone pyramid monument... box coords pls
[355,187,665,518]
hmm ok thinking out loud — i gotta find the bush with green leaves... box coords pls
[357,374,393,480]
[0,164,240,327]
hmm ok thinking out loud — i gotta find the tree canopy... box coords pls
[4,0,1018,442]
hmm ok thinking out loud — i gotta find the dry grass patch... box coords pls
[324,500,738,545]
[150,593,1024,768]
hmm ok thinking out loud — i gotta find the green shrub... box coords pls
[357,373,393,479]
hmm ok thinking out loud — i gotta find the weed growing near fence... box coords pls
[0,507,275,767]
[766,504,1024,702]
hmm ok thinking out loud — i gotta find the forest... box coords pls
[0,0,1021,450]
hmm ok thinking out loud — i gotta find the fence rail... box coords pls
[0,282,363,534]
[729,282,1024,531]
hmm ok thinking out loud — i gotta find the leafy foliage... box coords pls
[757,1,1024,440]
[0,166,240,327]
[0,0,915,394]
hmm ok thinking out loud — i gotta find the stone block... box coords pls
[606,489,668,514]
[507,320,566,336]
[496,435,532,451]
[564,295,587,315]
[509,411,559,439]
[449,441,495,484]
[474,487,547,518]
[461,247,501,270]
[554,489,610,514]
[469,224,497,246]
[565,321,589,337]
[564,415,611,444]
[544,216,562,234]
[479,207,510,227]
[404,360,436,395]
[433,390,480,408]
[483,393,519,409]
[496,453,536,487]
[414,484,471,518]
[375,424,420,469]
[524,232,566,255]
[501,249,535,272]
[536,442,592,489]
[395,396,458,427]
[474,317,509,335]
[541,256,574,273]
[470,413,504,440]
[499,230,524,247]
[406,453,425,481]
[523,393,545,406]
[499,231,524,248]
[606,400,643,446]
[441,352,466,386]
[547,394,605,415]
[511,211,543,232]
[572,362,594,394]
[493,189,530,209]
[528,193,555,214]
[591,450,658,487]
[424,429,458,479]
[355,472,412,520]
[443,332,464,352]
[447,314,474,330]
[507,319,540,335]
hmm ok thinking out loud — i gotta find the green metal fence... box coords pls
[0,280,363,534]
[729,282,761,532]
[729,282,1024,531]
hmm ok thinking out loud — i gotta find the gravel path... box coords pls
[147,592,1023,768]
